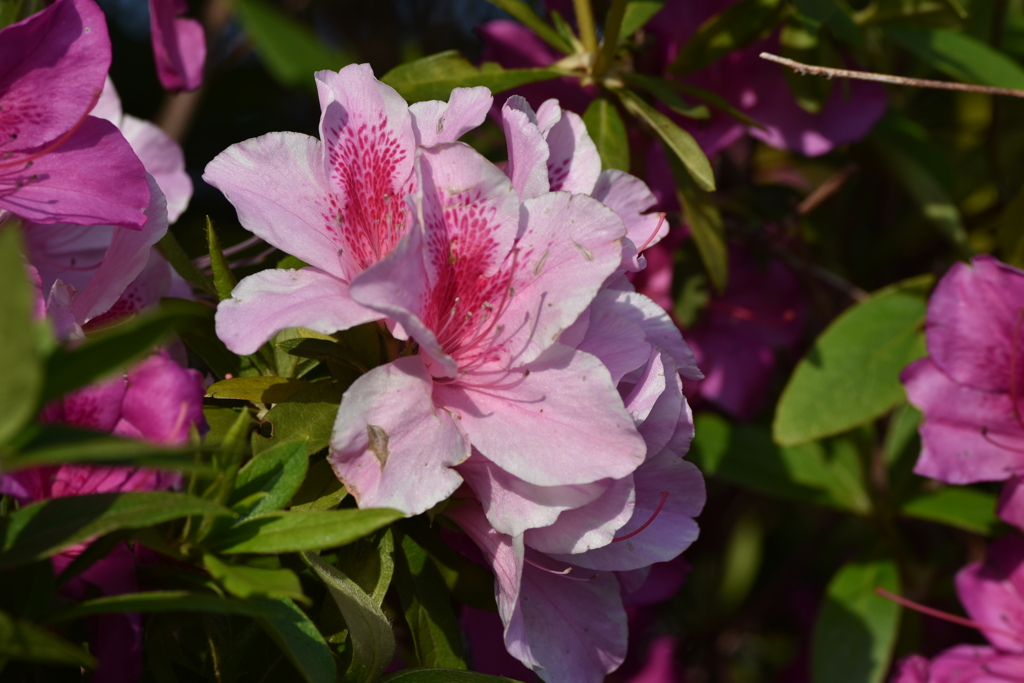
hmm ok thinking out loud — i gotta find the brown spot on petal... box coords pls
[366,424,390,468]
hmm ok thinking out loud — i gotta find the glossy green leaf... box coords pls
[773,276,932,447]
[583,97,630,172]
[210,508,403,554]
[0,609,95,668]
[230,439,309,517]
[207,376,313,403]
[669,154,727,291]
[399,519,496,611]
[303,551,395,683]
[0,226,41,444]
[617,88,716,191]
[206,218,238,301]
[394,533,466,669]
[203,555,309,603]
[484,0,571,53]
[690,413,872,514]
[252,381,343,456]
[41,309,191,402]
[0,492,232,568]
[156,231,216,296]
[670,0,784,74]
[5,427,204,474]
[380,671,521,683]
[234,0,351,89]
[48,592,336,683]
[621,0,665,37]
[335,529,395,608]
[811,559,901,683]
[381,51,563,104]
[621,73,710,119]
[900,487,998,535]
[290,458,348,511]
[885,26,1024,90]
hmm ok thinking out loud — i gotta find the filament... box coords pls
[612,491,669,542]
[875,587,1024,646]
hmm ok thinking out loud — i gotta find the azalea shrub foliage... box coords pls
[6,0,1024,683]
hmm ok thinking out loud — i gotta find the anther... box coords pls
[612,491,670,542]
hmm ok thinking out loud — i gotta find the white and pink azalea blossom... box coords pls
[0,0,150,229]
[23,78,192,331]
[501,96,668,272]
[329,140,646,517]
[205,63,493,355]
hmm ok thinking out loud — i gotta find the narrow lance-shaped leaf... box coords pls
[668,153,727,291]
[0,223,42,444]
[0,608,96,668]
[381,51,564,104]
[303,551,396,683]
[811,559,901,683]
[252,381,343,457]
[670,0,785,74]
[900,487,998,535]
[773,276,932,447]
[207,376,313,404]
[156,231,216,296]
[206,217,238,301]
[622,72,710,119]
[160,297,242,380]
[583,97,630,172]
[208,508,403,554]
[484,0,571,53]
[202,554,309,604]
[885,26,1024,90]
[229,439,309,517]
[620,0,666,38]
[616,87,716,191]
[394,532,467,669]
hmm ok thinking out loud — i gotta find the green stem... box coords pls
[594,0,628,80]
[573,0,599,56]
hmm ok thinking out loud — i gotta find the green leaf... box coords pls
[483,0,571,53]
[616,88,716,191]
[0,492,232,569]
[290,458,348,512]
[900,487,998,535]
[207,376,314,403]
[209,508,403,554]
[669,0,784,74]
[5,427,205,475]
[41,309,191,402]
[0,225,42,444]
[583,97,630,173]
[303,551,395,683]
[885,26,1024,90]
[689,413,872,514]
[202,555,309,603]
[206,218,238,301]
[0,609,95,668]
[773,276,933,447]
[161,297,241,380]
[381,51,563,104]
[669,154,728,291]
[997,181,1024,268]
[621,0,666,37]
[778,16,835,114]
[156,231,216,296]
[380,672,522,683]
[48,593,336,683]
[230,439,309,517]
[622,73,710,119]
[399,518,496,611]
[811,559,901,683]
[252,381,343,457]
[335,529,395,608]
[394,533,467,669]
[234,0,351,89]
[668,80,766,129]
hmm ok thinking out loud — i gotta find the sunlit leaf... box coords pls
[252,381,343,457]
[483,0,571,53]
[230,439,309,517]
[900,487,998,535]
[0,225,42,444]
[209,508,403,554]
[668,154,727,291]
[381,51,563,104]
[207,376,313,404]
[203,554,309,603]
[620,0,665,38]
[885,26,1024,90]
[206,218,238,301]
[583,97,630,172]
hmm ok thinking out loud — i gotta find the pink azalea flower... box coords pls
[25,78,191,330]
[627,636,684,683]
[892,535,1024,683]
[206,63,493,355]
[149,0,206,92]
[901,255,1024,485]
[0,0,150,228]
[329,140,645,516]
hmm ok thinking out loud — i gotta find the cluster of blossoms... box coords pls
[206,63,706,681]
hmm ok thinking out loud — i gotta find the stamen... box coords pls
[637,213,666,254]
[875,587,1024,646]
[612,491,669,542]
[0,88,104,170]
[524,557,597,581]
[981,427,1024,454]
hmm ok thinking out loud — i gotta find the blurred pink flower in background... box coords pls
[0,0,150,228]
[149,0,206,91]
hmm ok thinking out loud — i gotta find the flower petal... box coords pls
[955,534,1024,653]
[215,267,380,355]
[149,0,206,91]
[524,474,635,555]
[410,86,493,146]
[535,100,600,195]
[120,115,191,222]
[502,96,550,200]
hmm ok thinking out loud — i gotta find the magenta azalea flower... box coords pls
[329,141,644,516]
[0,0,150,228]
[902,255,1024,485]
[206,64,492,355]
[149,0,206,92]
